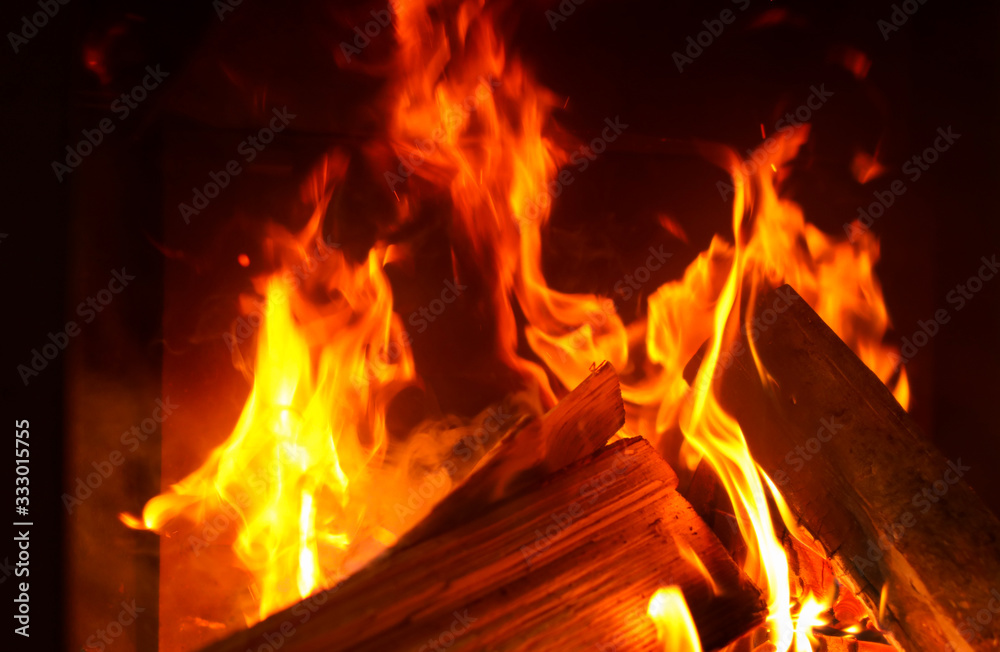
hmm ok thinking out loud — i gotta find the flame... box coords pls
[794,594,830,652]
[137,249,414,618]
[658,213,691,245]
[387,0,629,401]
[675,537,721,597]
[131,0,908,647]
[125,168,438,620]
[382,5,904,644]
[674,179,794,645]
[851,150,886,184]
[637,131,905,648]
[648,586,703,652]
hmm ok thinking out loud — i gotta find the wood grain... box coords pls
[202,439,765,652]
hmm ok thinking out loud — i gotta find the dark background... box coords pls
[2,0,998,649]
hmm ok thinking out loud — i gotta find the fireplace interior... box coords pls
[7,0,997,650]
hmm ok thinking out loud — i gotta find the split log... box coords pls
[399,360,624,548]
[687,283,1000,651]
[685,460,893,648]
[202,438,766,652]
[684,458,749,564]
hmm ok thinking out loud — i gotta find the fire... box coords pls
[124,165,430,620]
[128,0,909,646]
[675,537,721,597]
[793,594,830,652]
[648,129,907,648]
[647,586,703,651]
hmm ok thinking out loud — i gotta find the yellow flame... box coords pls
[794,594,830,652]
[128,0,909,644]
[648,586,703,652]
[388,23,906,650]
[125,177,431,620]
[676,537,721,596]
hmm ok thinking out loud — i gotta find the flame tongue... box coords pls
[134,207,418,618]
[130,0,907,645]
[648,586,703,651]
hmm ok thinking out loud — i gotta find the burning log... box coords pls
[811,635,896,652]
[684,459,894,650]
[684,457,749,564]
[398,360,625,547]
[688,284,1000,651]
[202,437,765,652]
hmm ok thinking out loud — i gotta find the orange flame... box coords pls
[383,5,906,644]
[128,192,420,618]
[130,0,908,647]
[648,586,703,651]
[794,594,830,652]
[675,537,721,597]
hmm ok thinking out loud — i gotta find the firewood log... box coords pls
[812,634,896,652]
[201,438,766,652]
[684,459,893,648]
[686,283,1000,651]
[398,360,624,548]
